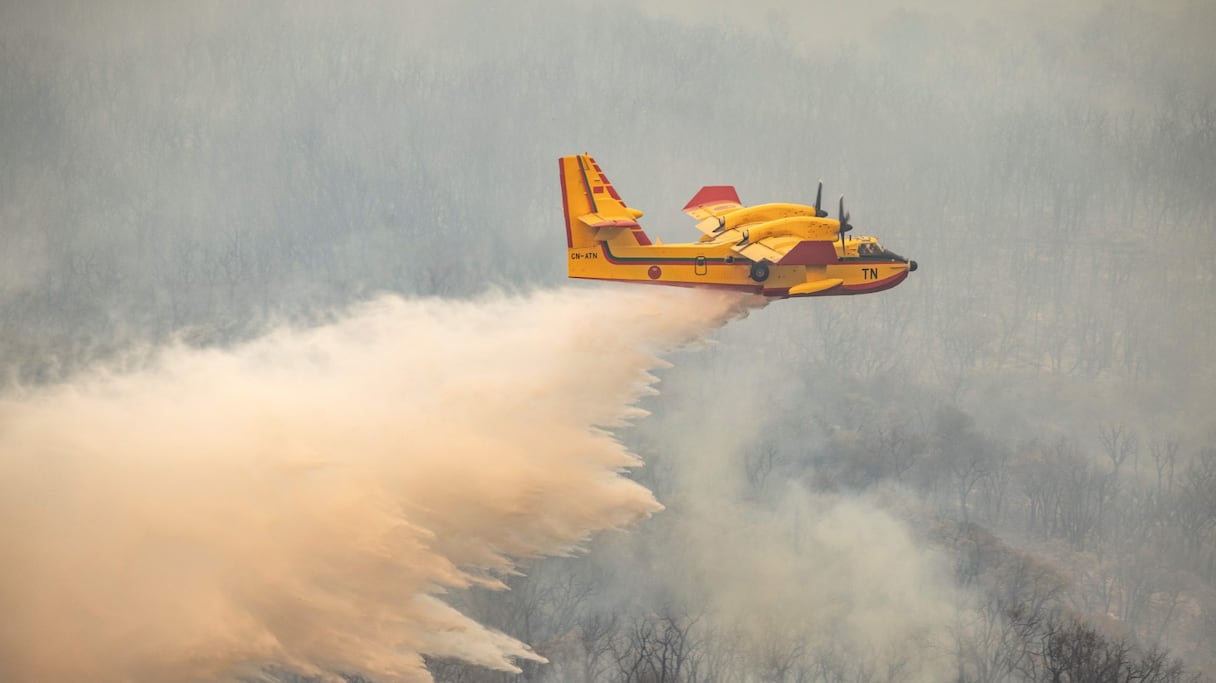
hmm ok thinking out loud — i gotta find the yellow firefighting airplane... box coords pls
[561,154,917,297]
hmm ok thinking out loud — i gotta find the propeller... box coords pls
[813,180,828,218]
[837,195,853,254]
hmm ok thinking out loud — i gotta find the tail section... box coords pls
[559,154,652,250]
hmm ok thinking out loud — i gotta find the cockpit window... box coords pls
[856,242,906,262]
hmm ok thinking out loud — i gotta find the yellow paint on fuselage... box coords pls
[568,231,909,296]
[560,154,914,298]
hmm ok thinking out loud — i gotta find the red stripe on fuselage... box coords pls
[597,243,736,265]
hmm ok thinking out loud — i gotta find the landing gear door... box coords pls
[695,255,707,276]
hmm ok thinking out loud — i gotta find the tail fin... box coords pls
[559,154,652,249]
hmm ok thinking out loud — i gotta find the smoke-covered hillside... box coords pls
[1,1,1214,681]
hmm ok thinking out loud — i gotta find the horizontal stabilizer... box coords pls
[579,213,641,228]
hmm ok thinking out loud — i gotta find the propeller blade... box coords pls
[836,196,852,233]
[836,194,856,230]
[814,181,827,218]
[838,195,847,254]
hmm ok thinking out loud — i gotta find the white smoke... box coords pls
[0,286,758,683]
[618,320,964,681]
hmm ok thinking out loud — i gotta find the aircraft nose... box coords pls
[909,260,918,272]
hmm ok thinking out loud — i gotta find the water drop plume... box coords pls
[0,286,759,682]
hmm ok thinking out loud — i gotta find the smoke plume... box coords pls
[0,286,757,682]
[614,323,964,681]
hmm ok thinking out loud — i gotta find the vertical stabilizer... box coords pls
[559,154,652,249]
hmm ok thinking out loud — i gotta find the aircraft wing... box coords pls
[683,186,743,221]
[732,235,841,266]
[733,239,786,263]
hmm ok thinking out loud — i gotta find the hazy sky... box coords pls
[1,1,1213,680]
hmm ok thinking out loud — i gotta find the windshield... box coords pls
[857,242,906,262]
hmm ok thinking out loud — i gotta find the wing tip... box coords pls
[683,185,742,212]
